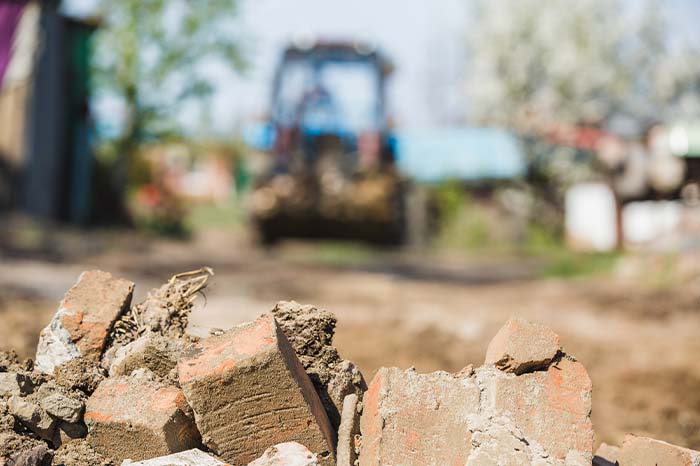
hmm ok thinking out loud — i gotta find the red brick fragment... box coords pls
[84,375,200,462]
[36,270,134,373]
[177,314,335,466]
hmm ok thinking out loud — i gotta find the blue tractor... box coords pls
[249,42,408,244]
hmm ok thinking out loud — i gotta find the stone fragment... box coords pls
[617,434,700,466]
[40,392,84,424]
[84,373,200,462]
[0,399,14,431]
[359,367,480,466]
[0,431,48,464]
[5,443,53,466]
[272,301,366,429]
[336,394,360,466]
[109,333,185,378]
[593,442,620,466]
[177,314,335,466]
[7,395,57,442]
[57,420,88,445]
[54,357,106,395]
[121,449,229,465]
[0,372,34,397]
[247,442,318,466]
[36,270,134,374]
[484,317,561,374]
[0,350,32,373]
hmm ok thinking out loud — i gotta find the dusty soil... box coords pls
[0,228,699,451]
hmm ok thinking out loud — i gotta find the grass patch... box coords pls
[281,241,382,268]
[538,250,621,278]
[186,197,245,231]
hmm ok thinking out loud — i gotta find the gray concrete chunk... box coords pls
[121,449,228,465]
[7,395,57,442]
[247,442,319,466]
[0,372,33,397]
[40,392,84,424]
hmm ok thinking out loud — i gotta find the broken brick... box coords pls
[480,356,594,462]
[271,301,366,430]
[84,373,200,462]
[177,314,335,466]
[36,270,134,374]
[617,434,700,466]
[359,367,480,466]
[484,317,561,375]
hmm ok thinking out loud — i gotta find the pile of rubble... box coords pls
[1,269,699,466]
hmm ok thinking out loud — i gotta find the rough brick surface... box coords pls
[84,374,200,462]
[359,367,480,466]
[177,314,335,466]
[122,449,230,465]
[36,271,134,374]
[484,317,561,374]
[247,442,318,466]
[271,301,366,430]
[618,434,700,466]
[336,394,360,466]
[465,417,533,466]
[480,356,594,462]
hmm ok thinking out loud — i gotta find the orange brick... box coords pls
[177,314,335,466]
[84,375,200,462]
[618,434,700,466]
[36,270,134,373]
[485,317,561,374]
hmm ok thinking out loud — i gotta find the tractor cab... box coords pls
[251,42,406,244]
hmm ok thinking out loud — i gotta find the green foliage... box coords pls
[91,1,245,231]
[94,0,246,148]
[432,180,465,226]
[523,223,620,278]
[431,183,513,253]
[428,181,621,278]
[129,186,191,238]
[186,197,245,231]
[539,251,621,279]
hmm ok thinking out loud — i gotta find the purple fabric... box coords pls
[0,1,26,86]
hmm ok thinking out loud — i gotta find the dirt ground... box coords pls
[1,227,699,451]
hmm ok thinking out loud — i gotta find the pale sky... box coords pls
[64,0,469,136]
[62,0,699,137]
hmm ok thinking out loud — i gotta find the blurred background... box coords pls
[1,0,699,450]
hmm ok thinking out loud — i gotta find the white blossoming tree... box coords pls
[464,0,700,234]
